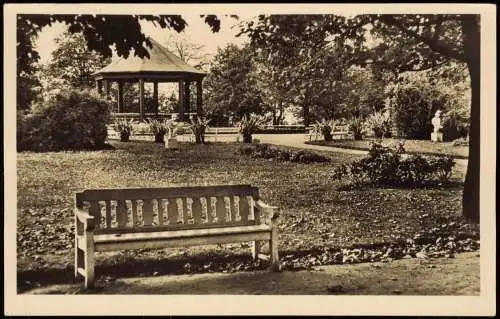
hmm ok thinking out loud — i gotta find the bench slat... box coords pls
[89,201,101,230]
[80,185,258,201]
[167,198,178,225]
[183,197,191,225]
[105,201,112,228]
[230,196,237,222]
[239,196,250,224]
[131,200,139,227]
[94,228,271,252]
[216,196,227,223]
[93,220,256,234]
[157,199,165,226]
[142,199,154,227]
[191,197,203,225]
[116,200,128,228]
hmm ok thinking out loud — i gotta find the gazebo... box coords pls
[92,38,206,122]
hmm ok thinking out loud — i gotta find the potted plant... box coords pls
[348,116,365,140]
[188,115,210,144]
[113,118,134,142]
[238,114,266,143]
[312,119,335,141]
[147,119,169,143]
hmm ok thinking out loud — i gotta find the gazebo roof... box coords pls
[93,38,206,80]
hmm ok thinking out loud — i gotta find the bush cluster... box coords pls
[388,77,469,141]
[364,111,392,138]
[332,142,455,188]
[17,89,112,152]
[238,143,331,163]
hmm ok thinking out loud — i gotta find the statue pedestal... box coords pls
[165,137,179,149]
[431,132,443,142]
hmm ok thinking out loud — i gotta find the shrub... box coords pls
[348,116,365,140]
[390,83,445,139]
[238,114,267,143]
[17,89,111,151]
[113,118,134,142]
[428,155,455,183]
[332,142,456,188]
[189,116,210,144]
[365,111,392,138]
[442,111,469,141]
[147,119,170,143]
[397,154,434,184]
[238,145,255,156]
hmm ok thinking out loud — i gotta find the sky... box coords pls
[35,14,255,64]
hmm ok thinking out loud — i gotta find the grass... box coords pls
[17,140,476,291]
[307,138,469,158]
[25,252,480,295]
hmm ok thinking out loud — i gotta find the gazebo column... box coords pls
[178,80,185,121]
[103,80,111,99]
[139,78,145,122]
[117,81,124,113]
[153,81,159,115]
[184,80,191,119]
[96,79,103,94]
[196,79,203,116]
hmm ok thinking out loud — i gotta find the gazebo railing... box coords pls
[110,112,199,122]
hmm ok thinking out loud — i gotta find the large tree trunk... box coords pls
[303,104,310,126]
[461,16,480,224]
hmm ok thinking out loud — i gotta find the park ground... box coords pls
[27,251,479,295]
[17,136,479,294]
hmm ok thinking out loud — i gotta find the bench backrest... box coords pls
[76,184,260,234]
[332,124,350,133]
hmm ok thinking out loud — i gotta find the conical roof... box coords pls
[94,38,206,76]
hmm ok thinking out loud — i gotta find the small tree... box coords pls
[189,115,210,144]
[312,119,335,141]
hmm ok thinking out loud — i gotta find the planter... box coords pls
[154,133,166,143]
[431,132,443,142]
[120,132,131,142]
[241,133,252,143]
[165,137,179,149]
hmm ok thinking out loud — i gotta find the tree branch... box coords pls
[379,15,466,62]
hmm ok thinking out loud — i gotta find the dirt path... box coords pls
[26,252,479,295]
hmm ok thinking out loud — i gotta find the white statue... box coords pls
[431,110,443,142]
[165,120,179,149]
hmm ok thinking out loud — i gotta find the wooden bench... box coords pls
[74,184,280,288]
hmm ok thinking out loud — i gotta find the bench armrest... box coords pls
[75,207,95,231]
[255,200,279,222]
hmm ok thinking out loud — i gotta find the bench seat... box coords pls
[85,224,272,252]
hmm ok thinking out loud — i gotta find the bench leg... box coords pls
[251,241,261,261]
[75,235,82,279]
[83,233,95,289]
[75,245,86,279]
[269,225,280,271]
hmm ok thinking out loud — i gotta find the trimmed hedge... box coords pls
[238,143,331,163]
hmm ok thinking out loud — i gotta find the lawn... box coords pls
[17,141,478,292]
[307,138,469,158]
